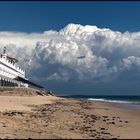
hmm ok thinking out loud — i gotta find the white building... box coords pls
[0,47,43,89]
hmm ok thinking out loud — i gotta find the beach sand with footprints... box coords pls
[0,90,139,139]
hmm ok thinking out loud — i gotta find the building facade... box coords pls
[0,47,43,89]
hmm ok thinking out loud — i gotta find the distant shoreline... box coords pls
[60,94,140,110]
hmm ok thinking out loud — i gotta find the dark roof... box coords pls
[7,56,18,62]
[14,76,43,89]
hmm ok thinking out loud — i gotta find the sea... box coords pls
[60,95,140,110]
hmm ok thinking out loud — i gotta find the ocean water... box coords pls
[60,95,140,110]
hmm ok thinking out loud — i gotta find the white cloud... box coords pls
[1,23,140,84]
[122,56,140,70]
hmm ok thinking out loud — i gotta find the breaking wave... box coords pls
[88,98,140,104]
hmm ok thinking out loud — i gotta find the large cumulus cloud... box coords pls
[1,23,140,94]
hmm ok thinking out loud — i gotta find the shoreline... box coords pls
[0,94,139,139]
[62,96,140,111]
[87,99,140,111]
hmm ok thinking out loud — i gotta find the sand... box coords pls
[0,95,59,111]
[0,95,139,139]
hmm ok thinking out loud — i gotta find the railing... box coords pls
[0,57,25,75]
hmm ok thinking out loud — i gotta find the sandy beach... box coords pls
[0,93,139,139]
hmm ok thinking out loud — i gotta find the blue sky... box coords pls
[1,1,140,95]
[0,1,140,33]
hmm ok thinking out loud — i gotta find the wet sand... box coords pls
[0,95,139,139]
